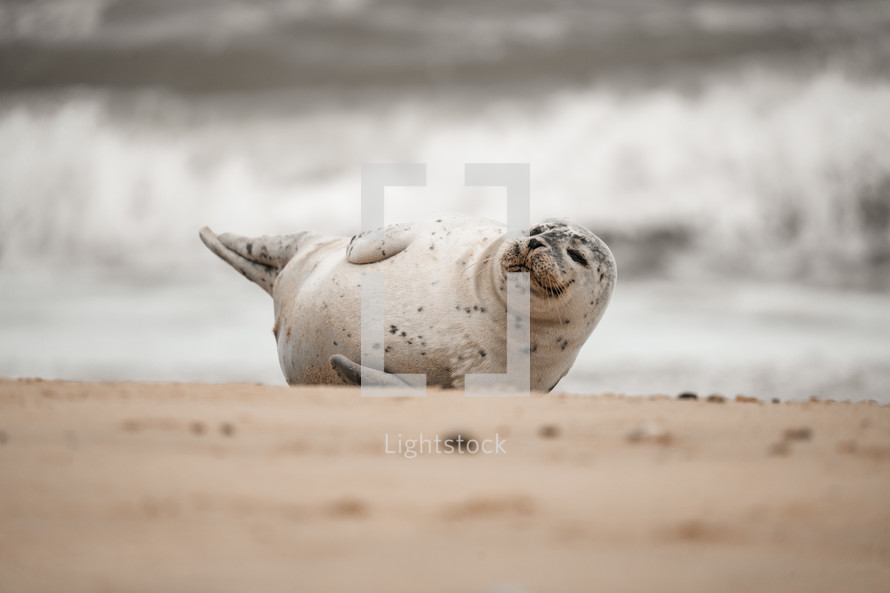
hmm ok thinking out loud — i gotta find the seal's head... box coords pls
[496,220,617,324]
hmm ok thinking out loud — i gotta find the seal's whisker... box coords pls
[543,275,569,321]
[462,254,493,273]
[464,254,496,280]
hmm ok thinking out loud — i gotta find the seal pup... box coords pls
[199,216,616,391]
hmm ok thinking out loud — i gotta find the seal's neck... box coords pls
[471,235,509,309]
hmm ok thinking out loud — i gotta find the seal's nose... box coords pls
[527,237,546,251]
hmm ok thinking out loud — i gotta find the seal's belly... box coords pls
[272,231,510,387]
[270,221,587,390]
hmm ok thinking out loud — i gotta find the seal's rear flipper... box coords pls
[199,227,308,296]
[329,354,414,388]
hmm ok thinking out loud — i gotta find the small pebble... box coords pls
[220,422,235,437]
[328,498,368,517]
[735,395,759,403]
[769,441,790,456]
[837,440,857,454]
[190,421,205,436]
[626,422,672,445]
[784,427,812,441]
[772,398,780,404]
[678,392,698,400]
[443,432,477,453]
[538,424,561,438]
[706,394,725,403]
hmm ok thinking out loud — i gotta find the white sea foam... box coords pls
[1,70,889,282]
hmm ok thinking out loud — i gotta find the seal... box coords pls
[199,216,616,391]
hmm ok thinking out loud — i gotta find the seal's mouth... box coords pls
[532,274,568,297]
[505,255,568,298]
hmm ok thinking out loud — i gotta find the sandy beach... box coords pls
[1,379,888,592]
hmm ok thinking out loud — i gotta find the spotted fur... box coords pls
[200,215,616,391]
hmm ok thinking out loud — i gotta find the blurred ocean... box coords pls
[1,0,889,400]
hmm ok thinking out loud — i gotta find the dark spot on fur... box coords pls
[417,306,423,312]
[400,331,407,337]
[465,307,471,314]
[421,352,426,356]
[480,307,486,313]
[246,242,253,255]
[473,305,478,311]
[563,319,570,324]
[385,346,392,353]
[407,340,413,345]
[480,350,487,357]
[531,344,538,353]
[561,340,568,350]
[333,341,338,346]
[390,325,398,335]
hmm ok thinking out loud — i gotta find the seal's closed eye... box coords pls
[567,248,589,267]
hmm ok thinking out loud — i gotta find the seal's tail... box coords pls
[199,227,304,296]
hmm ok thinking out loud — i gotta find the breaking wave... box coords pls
[1,69,888,284]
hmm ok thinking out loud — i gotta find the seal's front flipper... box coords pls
[329,354,414,388]
[199,227,310,296]
[346,223,417,264]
